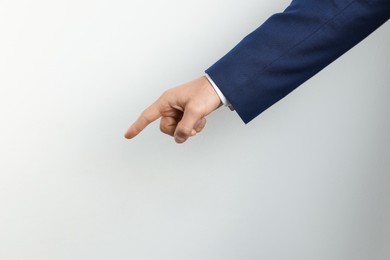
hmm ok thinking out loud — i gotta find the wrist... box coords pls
[201,76,223,109]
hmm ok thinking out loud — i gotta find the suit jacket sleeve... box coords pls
[205,0,390,123]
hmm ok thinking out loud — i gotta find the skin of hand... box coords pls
[124,76,222,144]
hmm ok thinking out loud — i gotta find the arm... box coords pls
[125,0,390,143]
[206,0,390,123]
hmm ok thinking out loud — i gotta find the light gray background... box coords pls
[0,0,389,259]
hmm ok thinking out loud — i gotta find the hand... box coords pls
[124,76,222,144]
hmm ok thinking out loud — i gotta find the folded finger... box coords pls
[174,104,202,143]
[160,116,178,136]
[194,118,207,133]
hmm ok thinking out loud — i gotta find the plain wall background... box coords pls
[0,0,389,259]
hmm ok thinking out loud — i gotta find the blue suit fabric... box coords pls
[205,0,390,123]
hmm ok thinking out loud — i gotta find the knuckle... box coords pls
[161,88,172,98]
[159,124,166,133]
[160,121,175,137]
[160,91,168,98]
[160,124,171,135]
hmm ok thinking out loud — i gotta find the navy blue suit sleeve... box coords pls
[205,0,390,123]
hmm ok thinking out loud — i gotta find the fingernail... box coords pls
[194,120,201,129]
[175,136,186,143]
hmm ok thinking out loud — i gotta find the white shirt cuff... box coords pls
[205,74,231,107]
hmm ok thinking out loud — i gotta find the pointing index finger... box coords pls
[124,102,161,139]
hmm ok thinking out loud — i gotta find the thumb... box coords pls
[174,104,202,144]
